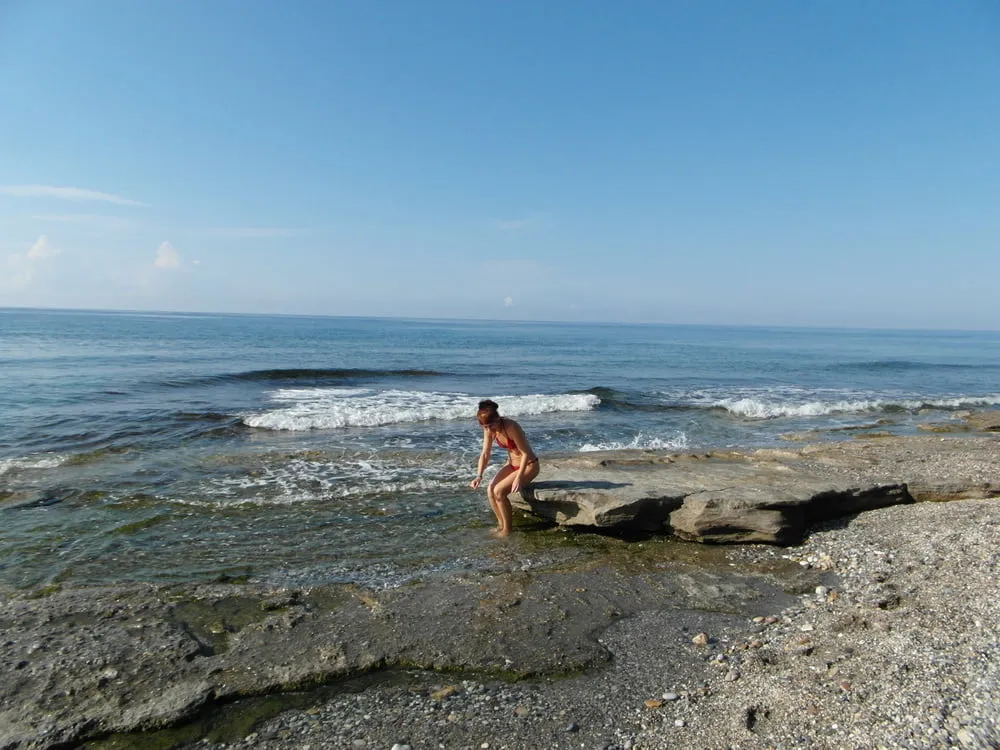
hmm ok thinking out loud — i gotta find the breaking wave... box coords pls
[243,389,601,431]
[0,454,67,476]
[714,395,1000,420]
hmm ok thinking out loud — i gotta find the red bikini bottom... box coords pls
[509,457,538,472]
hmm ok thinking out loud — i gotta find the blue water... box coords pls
[2,308,999,590]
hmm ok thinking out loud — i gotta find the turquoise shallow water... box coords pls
[2,308,999,589]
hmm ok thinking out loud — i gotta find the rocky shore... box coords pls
[170,499,1000,750]
[2,425,998,750]
[520,429,1000,544]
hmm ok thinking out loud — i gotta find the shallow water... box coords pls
[2,308,999,589]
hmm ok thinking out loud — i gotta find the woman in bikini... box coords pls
[469,399,540,537]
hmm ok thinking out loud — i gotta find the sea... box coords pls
[2,308,999,592]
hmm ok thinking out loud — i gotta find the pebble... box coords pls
[661,692,679,701]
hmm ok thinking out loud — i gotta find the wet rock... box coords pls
[962,410,1000,432]
[516,434,1000,543]
[514,441,951,542]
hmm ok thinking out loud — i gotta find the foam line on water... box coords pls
[579,432,689,452]
[167,455,471,507]
[243,389,600,431]
[0,454,66,476]
[715,394,1000,419]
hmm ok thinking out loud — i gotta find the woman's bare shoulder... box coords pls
[504,417,524,432]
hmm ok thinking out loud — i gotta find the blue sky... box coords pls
[1,1,998,328]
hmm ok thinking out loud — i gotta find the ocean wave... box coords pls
[231,368,443,381]
[583,387,687,412]
[243,390,600,431]
[714,395,1000,420]
[579,432,689,452]
[0,454,66,476]
[161,368,444,389]
[830,360,999,372]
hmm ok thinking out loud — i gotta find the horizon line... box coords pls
[0,304,996,335]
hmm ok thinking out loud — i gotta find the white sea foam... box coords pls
[579,432,689,452]
[716,398,884,419]
[180,454,469,507]
[911,395,1000,409]
[0,454,66,476]
[243,389,599,431]
[715,394,1000,420]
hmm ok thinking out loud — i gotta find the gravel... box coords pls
[175,496,1000,750]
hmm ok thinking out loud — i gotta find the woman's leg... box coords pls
[487,465,516,532]
[490,461,540,536]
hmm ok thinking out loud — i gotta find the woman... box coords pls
[469,399,540,537]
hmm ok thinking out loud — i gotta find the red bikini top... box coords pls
[495,422,515,451]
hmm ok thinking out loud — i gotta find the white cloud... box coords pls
[0,184,147,206]
[26,235,57,260]
[4,235,58,288]
[153,241,181,269]
[504,296,514,307]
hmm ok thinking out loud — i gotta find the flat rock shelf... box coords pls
[518,433,1000,544]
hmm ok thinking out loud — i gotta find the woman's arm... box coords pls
[470,428,492,488]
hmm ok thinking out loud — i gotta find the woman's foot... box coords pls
[489,527,511,538]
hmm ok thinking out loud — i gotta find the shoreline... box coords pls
[2,429,999,749]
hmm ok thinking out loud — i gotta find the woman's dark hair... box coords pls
[476,399,500,425]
